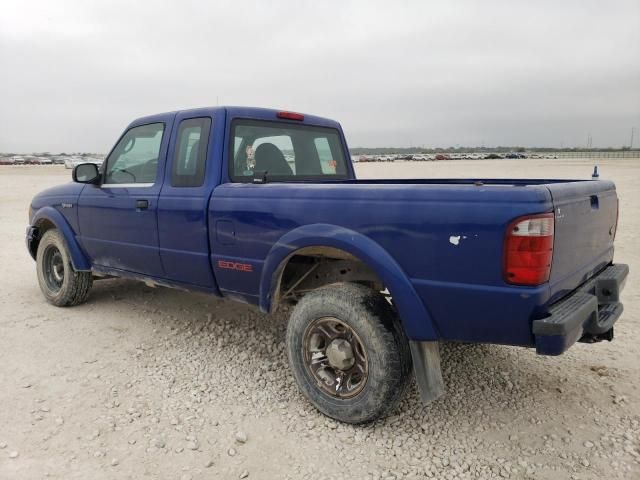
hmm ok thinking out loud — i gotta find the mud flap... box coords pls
[409,341,445,404]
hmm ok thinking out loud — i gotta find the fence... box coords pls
[551,151,640,159]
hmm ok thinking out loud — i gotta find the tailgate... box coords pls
[547,180,618,303]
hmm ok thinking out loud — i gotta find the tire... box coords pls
[36,229,93,307]
[286,282,412,424]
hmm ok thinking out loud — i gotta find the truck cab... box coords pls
[65,107,354,292]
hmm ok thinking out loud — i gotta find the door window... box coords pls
[314,137,338,174]
[104,123,164,185]
[171,117,211,187]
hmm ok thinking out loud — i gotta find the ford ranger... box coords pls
[26,107,628,423]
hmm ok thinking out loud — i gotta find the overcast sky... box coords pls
[1,0,639,152]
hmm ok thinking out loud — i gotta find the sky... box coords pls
[0,0,639,152]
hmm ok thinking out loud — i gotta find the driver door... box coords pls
[77,117,173,277]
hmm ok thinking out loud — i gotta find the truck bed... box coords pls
[211,177,618,347]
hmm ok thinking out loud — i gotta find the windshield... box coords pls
[230,119,348,181]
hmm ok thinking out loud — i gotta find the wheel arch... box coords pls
[29,206,91,271]
[259,223,439,341]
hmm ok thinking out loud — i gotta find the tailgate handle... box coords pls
[590,195,599,209]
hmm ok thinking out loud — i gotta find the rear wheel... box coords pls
[286,283,412,424]
[36,229,92,306]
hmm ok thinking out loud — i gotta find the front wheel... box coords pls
[286,283,412,424]
[36,229,93,306]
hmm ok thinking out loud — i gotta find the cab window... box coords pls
[171,117,211,187]
[104,123,164,185]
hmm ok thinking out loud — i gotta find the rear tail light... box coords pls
[503,213,555,286]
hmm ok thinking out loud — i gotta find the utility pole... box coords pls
[631,127,636,149]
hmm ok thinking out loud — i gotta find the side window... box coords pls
[104,123,164,185]
[171,117,211,187]
[314,137,337,174]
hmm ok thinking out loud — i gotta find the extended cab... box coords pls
[26,107,628,423]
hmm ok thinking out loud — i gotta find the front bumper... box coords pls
[26,225,38,260]
[533,263,629,355]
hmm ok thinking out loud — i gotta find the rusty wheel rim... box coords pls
[302,317,368,399]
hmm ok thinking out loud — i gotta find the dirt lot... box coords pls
[0,159,638,480]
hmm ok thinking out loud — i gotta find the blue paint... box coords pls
[26,106,623,355]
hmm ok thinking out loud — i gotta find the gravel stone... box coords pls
[150,438,165,449]
[186,441,198,450]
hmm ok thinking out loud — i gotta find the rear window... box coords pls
[230,119,348,181]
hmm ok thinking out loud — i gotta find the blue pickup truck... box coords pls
[27,107,628,423]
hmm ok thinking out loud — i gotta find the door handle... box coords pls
[136,199,149,210]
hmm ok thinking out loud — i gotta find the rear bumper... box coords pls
[533,263,629,355]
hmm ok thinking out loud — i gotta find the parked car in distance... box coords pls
[26,106,628,423]
[33,157,53,165]
[64,156,103,169]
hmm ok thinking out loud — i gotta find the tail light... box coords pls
[503,213,555,286]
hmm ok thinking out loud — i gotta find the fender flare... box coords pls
[259,223,439,341]
[30,206,91,271]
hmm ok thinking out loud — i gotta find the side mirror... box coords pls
[73,163,100,184]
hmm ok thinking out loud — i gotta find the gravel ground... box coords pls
[0,159,638,479]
